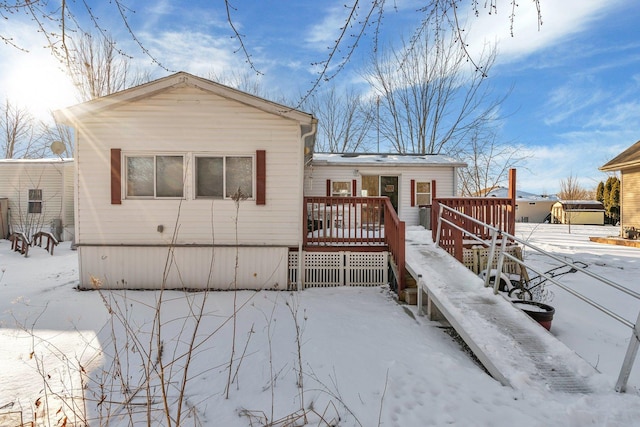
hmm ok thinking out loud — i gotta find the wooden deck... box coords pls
[405,228,601,393]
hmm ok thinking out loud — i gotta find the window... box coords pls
[416,182,431,206]
[331,181,351,197]
[196,156,253,199]
[28,189,42,213]
[126,155,184,198]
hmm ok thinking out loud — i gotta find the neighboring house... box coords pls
[551,201,605,225]
[600,140,640,233]
[0,158,74,240]
[55,72,317,290]
[485,186,558,223]
[305,153,466,227]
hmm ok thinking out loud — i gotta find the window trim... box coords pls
[28,188,43,214]
[124,153,185,200]
[193,153,255,200]
[415,181,432,207]
[331,180,352,197]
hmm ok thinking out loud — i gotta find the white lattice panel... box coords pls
[346,252,388,287]
[288,251,389,289]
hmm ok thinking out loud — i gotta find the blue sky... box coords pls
[0,0,638,194]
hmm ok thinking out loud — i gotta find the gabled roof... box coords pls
[54,71,316,127]
[311,153,466,168]
[600,140,640,172]
[553,200,605,211]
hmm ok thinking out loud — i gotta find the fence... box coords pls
[288,251,388,290]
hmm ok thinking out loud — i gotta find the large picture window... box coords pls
[126,155,184,198]
[196,155,253,199]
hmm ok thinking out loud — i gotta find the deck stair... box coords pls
[405,228,603,394]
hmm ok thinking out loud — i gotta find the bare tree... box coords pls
[363,15,505,156]
[67,32,150,102]
[0,99,45,159]
[40,115,75,158]
[558,174,590,201]
[1,2,542,102]
[302,85,375,153]
[458,129,528,196]
[557,174,591,233]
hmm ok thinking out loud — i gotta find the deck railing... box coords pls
[435,202,640,393]
[303,196,406,290]
[431,197,516,262]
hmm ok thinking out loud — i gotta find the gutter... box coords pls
[297,119,318,291]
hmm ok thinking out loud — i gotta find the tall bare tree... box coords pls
[363,15,504,156]
[67,32,150,102]
[1,2,542,102]
[302,85,375,153]
[557,174,591,233]
[0,99,45,159]
[41,116,75,158]
[457,129,527,196]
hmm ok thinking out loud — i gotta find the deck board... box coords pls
[405,229,602,394]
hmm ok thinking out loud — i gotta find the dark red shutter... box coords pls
[410,179,416,207]
[256,150,266,205]
[352,179,357,197]
[110,148,122,205]
[326,179,331,197]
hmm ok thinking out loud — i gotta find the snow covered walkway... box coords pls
[405,227,604,395]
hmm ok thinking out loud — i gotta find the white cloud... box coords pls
[515,130,637,194]
[462,0,625,65]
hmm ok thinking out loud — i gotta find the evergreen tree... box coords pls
[596,181,604,203]
[610,178,620,224]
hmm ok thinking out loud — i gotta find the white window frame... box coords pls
[331,181,352,197]
[124,153,185,199]
[415,181,432,206]
[28,188,43,214]
[194,154,255,200]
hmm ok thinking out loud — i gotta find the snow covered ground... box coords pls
[1,224,640,426]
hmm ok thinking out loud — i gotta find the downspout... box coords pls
[298,119,318,291]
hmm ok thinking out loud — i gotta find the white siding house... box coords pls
[305,153,466,227]
[0,159,74,240]
[485,187,558,223]
[55,72,316,290]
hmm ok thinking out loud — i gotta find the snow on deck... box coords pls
[405,227,603,394]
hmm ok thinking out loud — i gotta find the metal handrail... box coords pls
[435,202,640,392]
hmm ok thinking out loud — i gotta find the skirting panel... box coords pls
[288,251,388,290]
[78,246,289,290]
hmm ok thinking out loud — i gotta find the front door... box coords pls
[380,176,399,213]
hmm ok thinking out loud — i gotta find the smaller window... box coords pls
[332,181,351,197]
[28,189,43,214]
[416,182,431,206]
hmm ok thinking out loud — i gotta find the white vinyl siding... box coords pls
[622,167,640,229]
[79,246,289,290]
[0,160,74,240]
[304,164,456,226]
[74,86,303,247]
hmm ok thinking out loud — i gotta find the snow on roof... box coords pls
[485,186,558,201]
[0,158,73,164]
[311,152,466,167]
